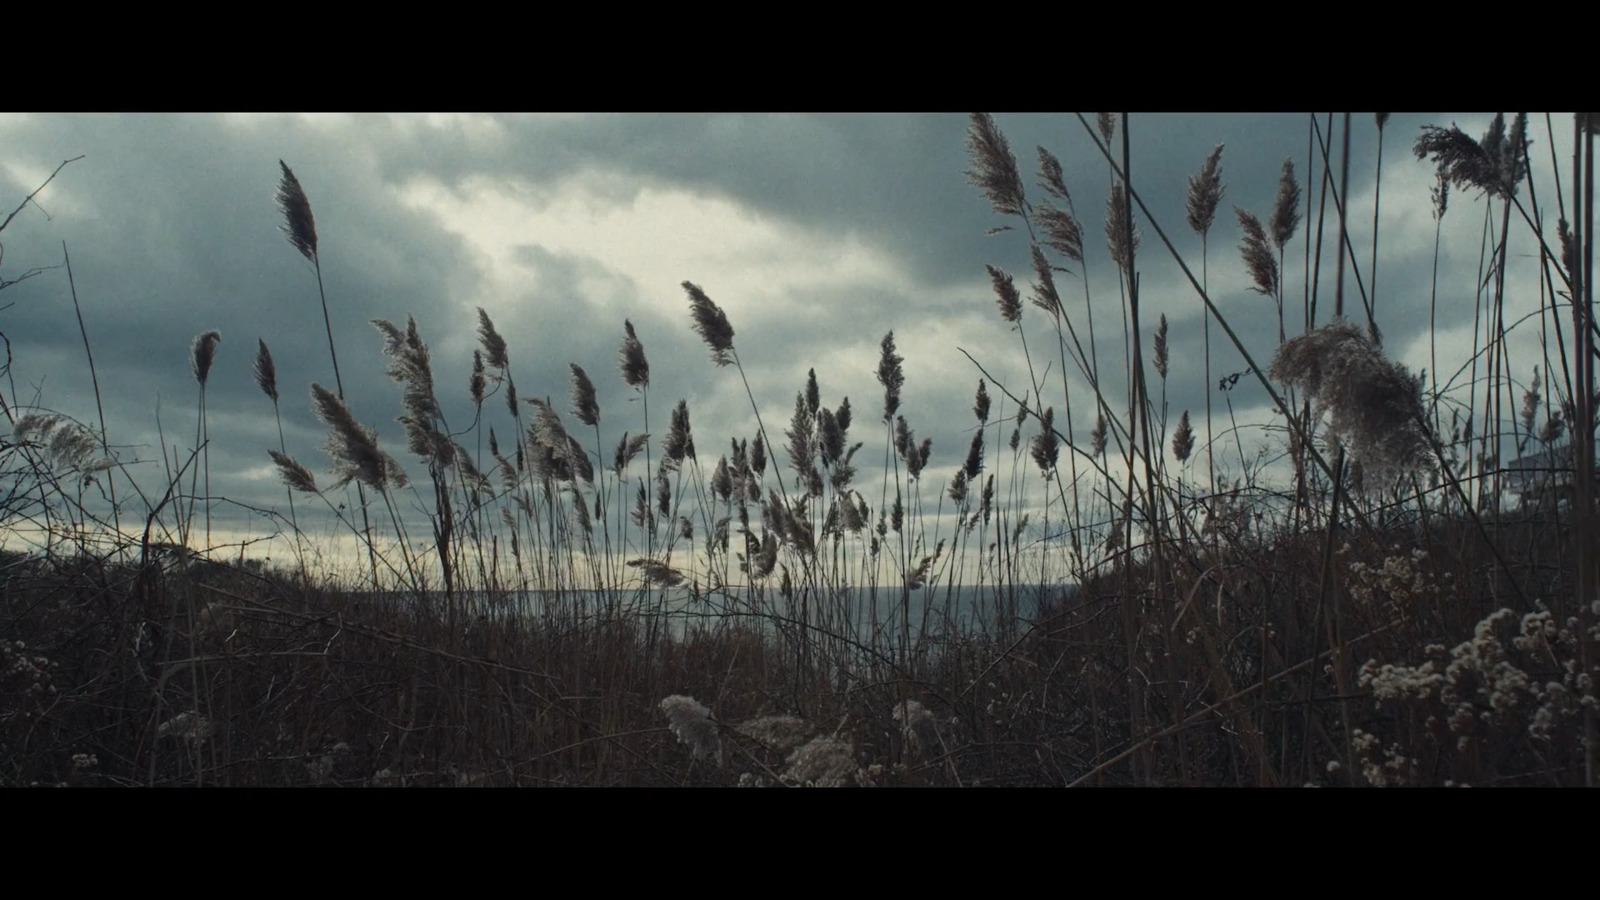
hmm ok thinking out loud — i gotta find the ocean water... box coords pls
[367,581,1076,647]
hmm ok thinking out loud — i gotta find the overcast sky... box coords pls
[0,113,1583,569]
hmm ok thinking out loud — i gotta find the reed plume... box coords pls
[613,432,650,475]
[1097,113,1117,144]
[252,338,277,403]
[570,364,599,427]
[1105,185,1139,274]
[1153,314,1169,380]
[683,281,736,366]
[965,113,1026,219]
[1413,113,1528,200]
[664,399,695,469]
[1172,411,1194,463]
[877,331,905,422]
[190,331,221,386]
[476,307,509,373]
[1235,207,1278,297]
[1186,144,1226,238]
[1269,318,1430,483]
[619,318,649,388]
[275,160,317,263]
[974,379,990,424]
[1270,158,1302,251]
[1034,148,1084,264]
[987,265,1022,323]
[311,383,407,491]
[269,450,319,493]
[1030,407,1059,476]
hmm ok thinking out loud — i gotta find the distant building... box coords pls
[1503,442,1593,509]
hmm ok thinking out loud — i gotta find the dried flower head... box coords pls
[1097,112,1117,144]
[619,318,649,388]
[1090,413,1107,457]
[1186,144,1226,238]
[253,338,277,403]
[269,450,319,493]
[987,264,1022,323]
[1270,158,1302,251]
[659,695,721,763]
[1172,410,1194,463]
[191,331,221,386]
[974,379,990,424]
[683,281,736,367]
[476,307,509,372]
[1414,113,1528,200]
[469,350,486,406]
[1106,184,1140,274]
[965,113,1026,219]
[1153,314,1169,380]
[1431,168,1450,221]
[570,364,599,427]
[1269,318,1431,483]
[877,331,905,422]
[311,383,408,491]
[1236,207,1279,297]
[1030,407,1060,477]
[275,160,317,263]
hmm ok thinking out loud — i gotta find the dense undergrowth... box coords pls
[2,113,1596,786]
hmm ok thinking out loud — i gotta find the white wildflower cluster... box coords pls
[1348,728,1419,786]
[1345,546,1444,623]
[659,695,723,765]
[156,712,215,744]
[735,715,816,755]
[2,640,58,722]
[782,735,859,787]
[894,699,941,759]
[1358,603,1598,757]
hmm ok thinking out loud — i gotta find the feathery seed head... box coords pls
[570,363,600,427]
[1235,207,1279,297]
[1030,406,1059,476]
[974,379,990,424]
[269,450,319,493]
[1153,314,1169,380]
[1097,113,1117,144]
[877,331,905,422]
[1431,168,1450,221]
[986,264,1022,323]
[965,113,1026,219]
[476,308,509,372]
[190,331,221,387]
[1270,158,1302,251]
[1172,411,1194,463]
[253,338,277,403]
[1105,184,1140,274]
[275,160,318,263]
[1030,245,1064,316]
[1269,318,1431,483]
[470,350,486,406]
[619,318,650,388]
[1186,144,1226,238]
[683,281,736,366]
[311,383,407,491]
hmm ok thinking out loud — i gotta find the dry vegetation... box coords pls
[2,114,1596,786]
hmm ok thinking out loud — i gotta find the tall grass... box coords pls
[1,115,1596,786]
